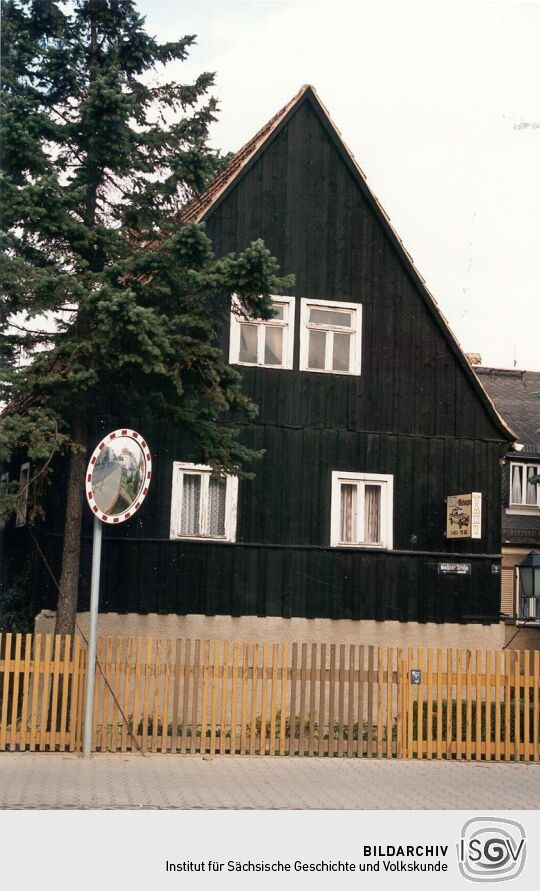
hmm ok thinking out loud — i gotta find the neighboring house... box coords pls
[3,86,514,648]
[473,366,540,642]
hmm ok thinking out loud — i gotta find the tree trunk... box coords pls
[54,413,88,637]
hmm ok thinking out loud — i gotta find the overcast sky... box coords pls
[137,0,540,370]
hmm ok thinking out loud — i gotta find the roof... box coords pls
[474,367,540,454]
[182,84,514,442]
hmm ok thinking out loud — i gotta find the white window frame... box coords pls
[170,462,238,542]
[15,462,30,528]
[508,461,540,512]
[229,294,295,369]
[330,471,393,549]
[299,298,362,375]
[0,472,9,530]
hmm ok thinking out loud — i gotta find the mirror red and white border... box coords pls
[85,429,152,524]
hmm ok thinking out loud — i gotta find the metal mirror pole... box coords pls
[83,515,103,758]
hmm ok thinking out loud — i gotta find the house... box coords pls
[4,86,514,649]
[473,365,540,647]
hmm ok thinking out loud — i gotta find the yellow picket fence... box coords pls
[0,634,539,759]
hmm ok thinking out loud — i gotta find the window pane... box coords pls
[340,484,357,542]
[308,328,326,369]
[208,476,226,536]
[332,332,351,372]
[364,485,381,543]
[181,474,201,535]
[511,465,522,503]
[526,466,538,505]
[271,302,285,320]
[239,324,258,363]
[264,326,283,365]
[309,307,352,327]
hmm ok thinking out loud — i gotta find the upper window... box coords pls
[300,299,362,375]
[229,295,295,369]
[170,462,238,542]
[330,471,393,549]
[15,463,30,528]
[509,462,540,508]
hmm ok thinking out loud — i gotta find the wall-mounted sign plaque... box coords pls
[438,562,471,575]
[445,492,482,539]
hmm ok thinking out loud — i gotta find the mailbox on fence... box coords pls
[411,669,421,685]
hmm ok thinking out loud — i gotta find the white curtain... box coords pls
[208,476,226,536]
[340,484,356,542]
[526,466,537,505]
[364,485,381,544]
[511,465,522,504]
[181,474,201,534]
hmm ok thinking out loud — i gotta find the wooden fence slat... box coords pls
[120,638,133,753]
[446,648,453,760]
[249,642,258,756]
[200,640,210,755]
[327,644,336,758]
[68,636,81,752]
[337,645,346,757]
[386,648,393,759]
[466,649,473,761]
[9,634,23,750]
[318,644,327,757]
[18,634,32,750]
[260,642,269,756]
[485,650,492,762]
[524,650,530,762]
[191,640,201,754]
[347,646,355,758]
[534,651,539,763]
[289,642,298,757]
[504,649,511,760]
[456,648,463,761]
[29,634,42,752]
[416,648,424,760]
[514,650,521,762]
[109,637,122,754]
[366,646,374,758]
[435,648,443,760]
[376,646,384,759]
[494,649,501,761]
[220,640,230,756]
[1,633,12,751]
[297,643,307,756]
[475,650,482,761]
[180,639,190,754]
[230,641,239,756]
[240,641,249,755]
[210,640,220,755]
[395,647,401,759]
[308,643,317,756]
[151,638,162,754]
[426,647,433,760]
[58,635,72,753]
[269,642,278,756]
[279,643,287,756]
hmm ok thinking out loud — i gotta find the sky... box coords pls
[136,0,539,370]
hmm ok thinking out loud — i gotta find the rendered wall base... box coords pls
[35,610,506,650]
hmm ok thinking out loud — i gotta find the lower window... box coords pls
[170,463,238,541]
[330,471,393,548]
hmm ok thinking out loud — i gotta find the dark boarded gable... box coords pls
[27,86,512,624]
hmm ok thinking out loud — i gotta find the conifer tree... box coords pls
[0,0,291,635]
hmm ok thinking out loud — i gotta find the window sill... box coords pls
[506,506,540,516]
[300,366,360,377]
[332,542,389,550]
[231,360,291,370]
[170,534,234,543]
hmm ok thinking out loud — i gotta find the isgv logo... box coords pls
[458,818,526,882]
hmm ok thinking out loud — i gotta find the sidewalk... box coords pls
[1,753,539,809]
